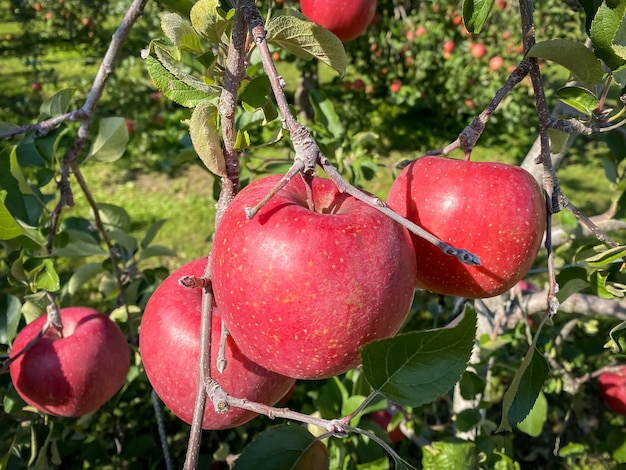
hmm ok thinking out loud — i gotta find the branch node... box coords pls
[206,379,229,413]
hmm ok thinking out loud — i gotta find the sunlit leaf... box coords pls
[422,439,477,470]
[555,86,600,115]
[498,348,549,431]
[189,99,227,177]
[0,295,22,345]
[97,203,132,231]
[527,39,605,86]
[266,10,347,76]
[462,0,495,34]
[40,88,76,118]
[190,0,229,43]
[517,392,548,437]
[310,90,343,138]
[590,0,626,70]
[362,307,476,407]
[87,117,129,163]
[586,244,626,267]
[68,262,105,295]
[161,13,203,59]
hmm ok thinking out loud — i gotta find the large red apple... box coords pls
[300,0,377,42]
[211,175,416,380]
[139,258,296,430]
[9,307,130,417]
[599,367,626,415]
[387,155,545,298]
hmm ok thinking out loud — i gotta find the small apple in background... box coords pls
[599,368,626,415]
[443,40,455,53]
[415,26,426,37]
[390,79,402,93]
[353,78,365,91]
[9,307,130,417]
[140,258,296,430]
[300,0,377,42]
[44,11,52,20]
[489,56,504,71]
[31,82,42,92]
[387,155,546,298]
[211,175,417,380]
[369,410,404,443]
[470,43,486,59]
[34,2,42,11]
[125,119,135,133]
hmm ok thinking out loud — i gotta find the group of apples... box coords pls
[7,0,552,433]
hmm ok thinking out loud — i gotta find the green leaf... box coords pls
[361,307,476,407]
[462,0,495,34]
[0,191,46,246]
[498,348,549,431]
[549,129,570,154]
[68,262,105,295]
[153,0,195,17]
[161,13,203,59]
[53,241,107,257]
[145,54,214,108]
[526,39,605,86]
[590,0,626,70]
[233,424,328,470]
[23,258,60,292]
[586,244,626,267]
[580,0,605,34]
[86,117,129,163]
[141,219,167,249]
[310,90,344,138]
[40,88,76,118]
[140,245,177,260]
[190,0,229,43]
[97,203,132,231]
[189,99,227,177]
[517,392,548,437]
[422,439,477,470]
[607,319,626,352]
[0,295,22,345]
[241,75,272,110]
[266,10,347,77]
[555,86,600,115]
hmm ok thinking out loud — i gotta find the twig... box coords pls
[240,1,480,267]
[151,390,174,470]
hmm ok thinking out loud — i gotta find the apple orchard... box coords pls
[2,0,626,468]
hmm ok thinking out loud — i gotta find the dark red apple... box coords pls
[387,156,545,298]
[139,258,296,430]
[300,0,377,42]
[599,368,626,415]
[370,410,404,443]
[211,175,416,380]
[9,307,130,417]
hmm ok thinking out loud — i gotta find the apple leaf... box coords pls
[68,262,105,295]
[310,90,343,138]
[23,258,60,292]
[266,10,347,77]
[189,99,227,177]
[190,0,230,44]
[526,39,605,86]
[580,0,605,34]
[144,53,215,108]
[586,244,626,267]
[422,439,477,469]
[53,241,107,257]
[40,87,76,118]
[517,392,548,437]
[361,307,476,407]
[607,319,626,352]
[86,117,129,163]
[498,347,549,432]
[97,203,132,231]
[590,0,626,70]
[161,13,203,59]
[233,424,329,470]
[462,0,495,34]
[555,86,600,116]
[0,294,21,345]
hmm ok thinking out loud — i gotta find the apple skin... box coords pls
[211,175,417,380]
[139,258,296,430]
[599,368,626,415]
[387,156,546,298]
[9,307,130,417]
[300,0,377,42]
[370,410,404,443]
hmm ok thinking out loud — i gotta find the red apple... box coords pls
[370,410,404,443]
[489,56,504,71]
[470,43,486,59]
[390,79,402,93]
[599,368,626,415]
[387,156,546,298]
[139,258,296,430]
[9,307,130,417]
[353,78,365,91]
[443,40,455,53]
[415,26,426,37]
[31,82,42,92]
[300,0,377,42]
[211,175,417,380]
